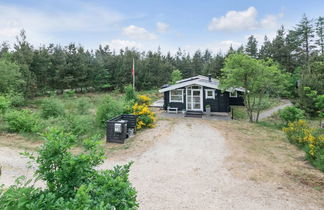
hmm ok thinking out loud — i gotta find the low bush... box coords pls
[125,85,137,102]
[76,98,91,115]
[96,96,124,126]
[41,98,65,119]
[279,106,305,125]
[0,128,138,209]
[0,95,10,114]
[137,94,151,106]
[132,96,155,129]
[62,114,94,137]
[63,89,76,98]
[283,120,324,171]
[6,92,25,107]
[4,109,40,133]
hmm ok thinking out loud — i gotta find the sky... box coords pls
[0,0,323,54]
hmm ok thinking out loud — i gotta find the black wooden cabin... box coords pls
[159,75,245,113]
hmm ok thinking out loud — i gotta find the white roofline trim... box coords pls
[159,80,244,93]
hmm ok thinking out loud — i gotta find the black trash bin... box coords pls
[106,119,128,143]
[121,114,138,134]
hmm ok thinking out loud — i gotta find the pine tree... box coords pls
[258,36,272,59]
[295,14,315,68]
[245,35,258,57]
[315,17,324,55]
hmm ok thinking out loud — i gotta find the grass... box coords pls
[1,89,160,146]
[231,97,284,120]
[208,120,324,202]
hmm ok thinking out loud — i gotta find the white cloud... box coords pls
[208,7,283,32]
[182,40,242,54]
[123,25,157,40]
[0,4,123,45]
[156,22,170,33]
[103,39,142,50]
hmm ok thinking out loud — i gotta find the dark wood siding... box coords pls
[203,87,230,112]
[163,88,186,111]
[163,86,232,112]
[229,91,245,106]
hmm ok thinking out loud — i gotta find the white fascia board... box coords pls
[159,79,245,93]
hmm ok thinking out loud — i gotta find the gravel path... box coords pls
[256,100,293,121]
[0,118,320,209]
[102,119,319,209]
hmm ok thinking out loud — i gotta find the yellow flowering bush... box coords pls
[283,120,324,171]
[137,95,151,106]
[132,97,155,130]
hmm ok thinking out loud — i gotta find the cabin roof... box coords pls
[159,75,245,93]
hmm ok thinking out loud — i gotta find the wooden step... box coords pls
[185,110,203,118]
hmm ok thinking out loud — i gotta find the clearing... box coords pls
[0,116,323,209]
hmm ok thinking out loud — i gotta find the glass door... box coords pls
[186,86,202,111]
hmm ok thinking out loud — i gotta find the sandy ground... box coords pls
[0,118,323,209]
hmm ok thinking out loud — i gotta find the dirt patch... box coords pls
[104,118,175,161]
[208,120,324,207]
[0,133,42,151]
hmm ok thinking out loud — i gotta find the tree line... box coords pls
[0,14,323,99]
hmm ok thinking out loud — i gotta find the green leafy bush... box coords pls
[279,106,305,124]
[125,85,137,102]
[61,114,93,137]
[0,128,138,209]
[283,120,324,172]
[63,89,76,98]
[7,92,25,107]
[41,98,65,119]
[76,98,91,115]
[96,96,124,126]
[0,95,10,114]
[4,109,40,132]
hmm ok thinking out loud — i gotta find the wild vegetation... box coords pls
[0,128,138,209]
[0,13,324,208]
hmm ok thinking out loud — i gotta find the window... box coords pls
[170,89,183,102]
[230,91,237,98]
[205,89,215,99]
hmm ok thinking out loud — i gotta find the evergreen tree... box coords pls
[259,36,272,60]
[295,14,315,69]
[315,17,324,55]
[245,35,258,57]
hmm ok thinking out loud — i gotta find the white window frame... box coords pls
[169,89,184,103]
[205,89,215,99]
[230,91,237,98]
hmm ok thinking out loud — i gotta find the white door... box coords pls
[186,87,202,111]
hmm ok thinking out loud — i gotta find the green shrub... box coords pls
[0,95,10,114]
[96,96,124,126]
[41,98,65,119]
[61,114,93,137]
[4,110,40,133]
[279,106,305,124]
[76,98,91,115]
[125,85,137,102]
[6,92,25,107]
[283,120,324,172]
[0,128,138,209]
[63,90,76,98]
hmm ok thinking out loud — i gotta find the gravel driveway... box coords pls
[0,118,321,209]
[102,118,320,209]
